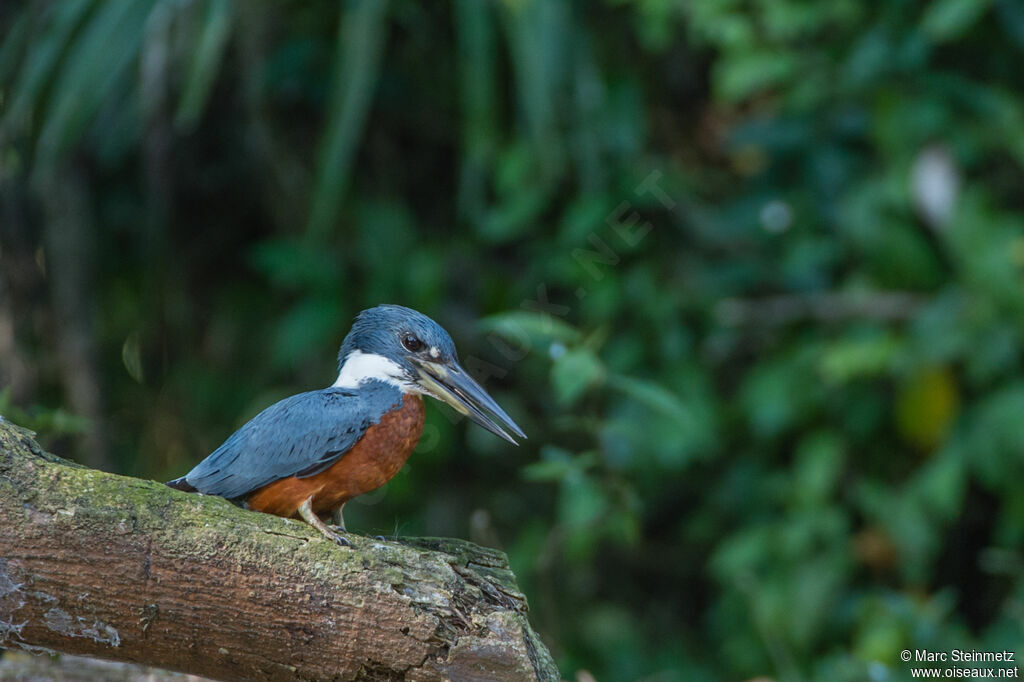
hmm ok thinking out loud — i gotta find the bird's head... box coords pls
[334,305,526,444]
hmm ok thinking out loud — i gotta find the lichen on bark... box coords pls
[0,417,559,682]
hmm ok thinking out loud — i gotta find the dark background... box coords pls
[2,1,1024,680]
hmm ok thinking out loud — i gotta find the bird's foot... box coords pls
[331,503,347,532]
[299,497,352,548]
[323,529,352,547]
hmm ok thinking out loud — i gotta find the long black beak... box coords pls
[411,358,526,445]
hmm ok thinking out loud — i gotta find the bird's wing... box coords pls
[182,387,400,499]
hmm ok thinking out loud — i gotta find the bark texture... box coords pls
[0,417,559,682]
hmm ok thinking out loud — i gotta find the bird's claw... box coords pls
[298,498,353,548]
[320,527,352,547]
[327,525,353,546]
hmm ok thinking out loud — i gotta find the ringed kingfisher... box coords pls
[167,304,525,545]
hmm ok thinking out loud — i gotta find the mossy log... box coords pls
[0,417,559,681]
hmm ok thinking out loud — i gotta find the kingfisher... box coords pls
[167,304,525,545]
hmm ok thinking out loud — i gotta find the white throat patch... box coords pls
[332,350,415,391]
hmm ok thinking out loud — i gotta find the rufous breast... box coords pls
[245,395,425,518]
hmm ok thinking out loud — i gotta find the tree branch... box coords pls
[0,417,558,681]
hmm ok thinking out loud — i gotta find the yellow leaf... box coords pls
[895,367,959,451]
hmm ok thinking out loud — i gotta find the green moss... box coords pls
[1,418,559,681]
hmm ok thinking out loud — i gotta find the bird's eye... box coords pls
[402,333,423,352]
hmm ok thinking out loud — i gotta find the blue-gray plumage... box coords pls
[167,305,526,546]
[336,304,457,375]
[180,382,405,500]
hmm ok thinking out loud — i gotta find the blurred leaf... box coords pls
[454,0,497,221]
[305,0,389,242]
[121,331,144,384]
[558,470,608,558]
[0,11,31,92]
[249,237,342,292]
[522,458,573,482]
[476,142,551,242]
[480,311,582,347]
[271,297,341,368]
[791,431,844,507]
[957,384,1024,488]
[4,0,93,125]
[551,346,605,405]
[740,348,819,438]
[913,450,967,519]
[996,0,1024,49]
[559,195,612,244]
[852,599,909,664]
[522,446,597,482]
[174,0,233,131]
[354,200,415,299]
[35,0,154,162]
[922,0,992,42]
[819,332,900,384]
[500,0,566,176]
[606,373,689,423]
[714,49,798,102]
[894,366,959,451]
[0,389,90,439]
[478,182,549,242]
[855,481,939,582]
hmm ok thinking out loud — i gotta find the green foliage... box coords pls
[0,389,90,442]
[2,0,1024,680]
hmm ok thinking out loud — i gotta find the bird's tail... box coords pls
[166,476,197,493]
